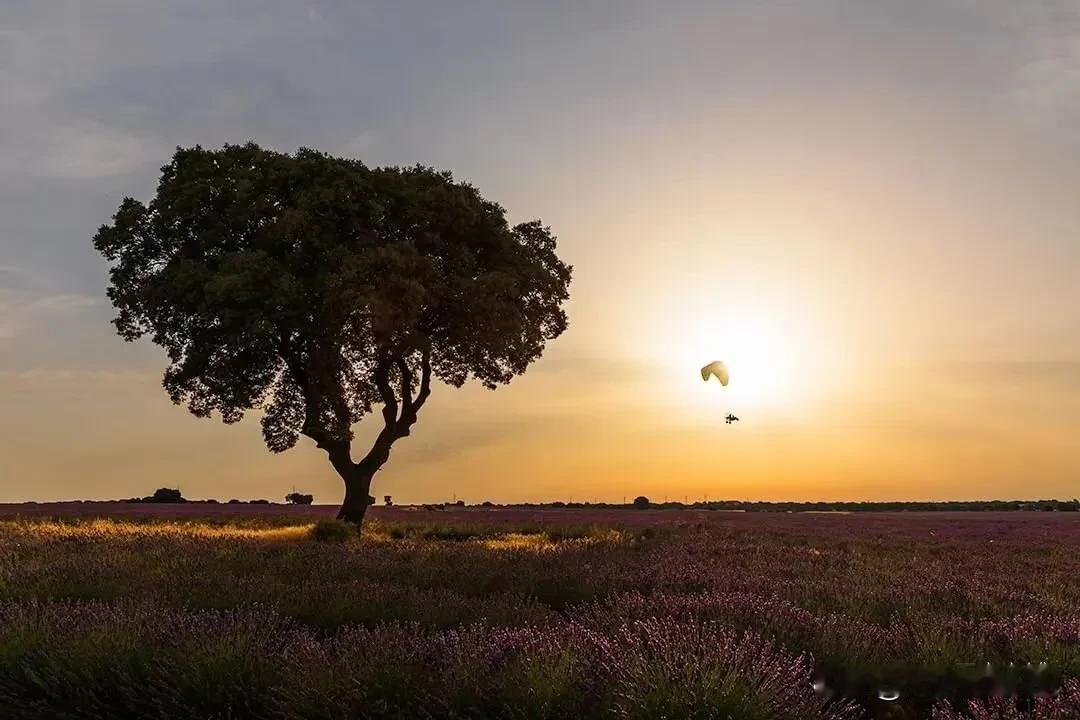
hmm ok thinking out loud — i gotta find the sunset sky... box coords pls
[2,2,1079,504]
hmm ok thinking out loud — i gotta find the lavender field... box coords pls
[0,506,1078,719]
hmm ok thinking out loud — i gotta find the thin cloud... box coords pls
[998,2,1080,133]
[0,368,153,388]
[36,124,151,179]
[0,265,34,290]
[0,290,97,339]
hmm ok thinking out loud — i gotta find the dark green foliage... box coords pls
[92,142,571,462]
[632,496,650,509]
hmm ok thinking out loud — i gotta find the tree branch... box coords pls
[357,352,400,470]
[374,353,398,430]
[278,337,324,441]
[414,349,432,412]
[280,334,353,469]
[357,349,432,471]
[395,356,416,415]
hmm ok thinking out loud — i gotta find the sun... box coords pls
[651,302,820,416]
[686,317,797,405]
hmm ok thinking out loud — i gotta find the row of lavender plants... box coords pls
[0,599,1077,719]
[0,600,861,720]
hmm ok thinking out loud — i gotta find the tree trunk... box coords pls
[315,349,432,530]
[336,466,374,525]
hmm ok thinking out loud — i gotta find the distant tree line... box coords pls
[105,491,1080,513]
[120,488,278,505]
[121,488,186,504]
[519,498,1080,512]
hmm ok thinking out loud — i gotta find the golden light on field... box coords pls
[3,519,313,542]
[479,533,558,552]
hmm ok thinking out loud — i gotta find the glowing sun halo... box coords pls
[664,310,813,413]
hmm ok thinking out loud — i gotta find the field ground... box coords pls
[0,505,1078,719]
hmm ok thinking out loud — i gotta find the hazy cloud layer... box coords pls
[0,289,95,340]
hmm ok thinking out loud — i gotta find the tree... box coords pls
[93,144,571,529]
[147,487,184,503]
[285,492,314,505]
[632,496,650,509]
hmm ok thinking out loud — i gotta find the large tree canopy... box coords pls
[93,143,571,523]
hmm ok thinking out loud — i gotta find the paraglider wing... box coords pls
[716,363,729,386]
[700,360,729,386]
